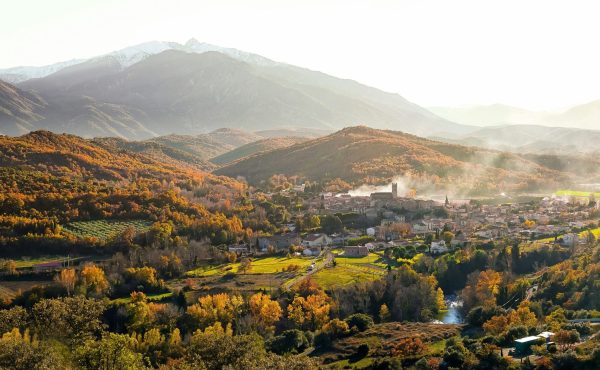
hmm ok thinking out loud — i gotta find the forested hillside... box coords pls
[217,126,581,195]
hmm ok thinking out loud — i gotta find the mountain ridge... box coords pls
[2,46,466,138]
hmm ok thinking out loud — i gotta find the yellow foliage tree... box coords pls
[248,293,282,332]
[80,264,110,295]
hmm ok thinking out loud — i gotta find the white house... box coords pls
[301,233,332,247]
[366,227,376,236]
[430,240,448,254]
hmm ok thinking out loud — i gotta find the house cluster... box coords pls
[231,189,597,259]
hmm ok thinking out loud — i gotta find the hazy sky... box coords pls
[2,0,600,111]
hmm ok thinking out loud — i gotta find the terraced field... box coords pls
[63,219,152,241]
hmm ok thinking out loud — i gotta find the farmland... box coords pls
[186,256,316,277]
[63,219,153,241]
[311,264,385,290]
[334,251,422,268]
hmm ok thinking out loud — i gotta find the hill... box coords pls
[215,126,589,195]
[210,136,307,165]
[2,42,468,138]
[0,130,248,256]
[0,80,47,136]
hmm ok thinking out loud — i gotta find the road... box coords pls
[282,249,333,291]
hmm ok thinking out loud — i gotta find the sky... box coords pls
[2,0,600,111]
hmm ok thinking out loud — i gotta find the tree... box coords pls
[320,215,343,234]
[0,329,65,370]
[238,258,252,274]
[345,313,374,332]
[379,303,391,322]
[287,294,331,331]
[55,268,76,296]
[80,264,110,296]
[1,259,17,275]
[436,287,447,311]
[322,318,349,339]
[32,296,106,342]
[248,293,282,333]
[75,333,145,370]
[268,329,309,355]
[0,307,29,335]
[442,231,455,245]
[187,293,244,330]
[554,329,580,351]
[124,266,159,288]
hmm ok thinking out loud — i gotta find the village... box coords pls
[229,183,600,260]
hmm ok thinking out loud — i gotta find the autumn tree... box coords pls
[379,303,391,322]
[554,329,580,351]
[461,270,502,311]
[80,264,110,296]
[187,293,244,330]
[248,293,282,333]
[55,268,77,296]
[287,294,331,331]
[238,258,252,274]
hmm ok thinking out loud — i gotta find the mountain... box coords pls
[431,101,600,131]
[210,136,307,165]
[0,80,47,136]
[428,104,547,127]
[0,59,84,84]
[0,39,276,83]
[431,125,600,154]
[1,40,469,138]
[550,99,600,130]
[215,126,599,195]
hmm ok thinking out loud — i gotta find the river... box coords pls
[435,295,464,324]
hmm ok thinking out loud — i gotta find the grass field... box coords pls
[555,190,600,197]
[311,264,385,290]
[334,251,421,268]
[63,219,152,241]
[186,256,315,277]
[111,292,174,305]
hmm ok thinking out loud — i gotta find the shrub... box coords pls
[268,329,309,355]
[345,313,374,332]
